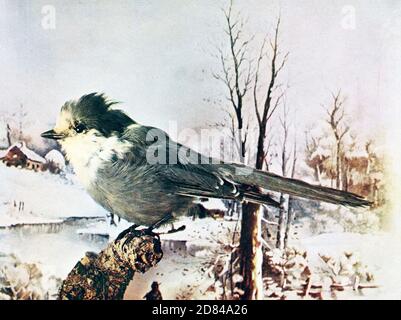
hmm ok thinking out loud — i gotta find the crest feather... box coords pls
[62,92,135,137]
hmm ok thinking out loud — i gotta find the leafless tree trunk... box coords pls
[253,21,288,170]
[365,140,378,205]
[240,16,288,299]
[325,90,349,190]
[284,140,297,249]
[342,159,349,192]
[215,1,287,299]
[6,123,11,146]
[276,104,290,249]
[305,132,323,184]
[214,0,254,299]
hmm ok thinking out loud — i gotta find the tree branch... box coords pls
[58,228,163,300]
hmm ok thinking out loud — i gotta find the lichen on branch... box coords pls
[58,229,163,300]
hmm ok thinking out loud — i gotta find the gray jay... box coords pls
[41,93,370,228]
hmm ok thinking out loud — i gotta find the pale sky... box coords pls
[0,0,400,148]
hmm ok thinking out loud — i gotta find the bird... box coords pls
[41,93,370,229]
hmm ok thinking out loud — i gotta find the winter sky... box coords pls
[0,0,400,148]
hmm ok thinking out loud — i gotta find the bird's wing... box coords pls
[122,125,370,208]
[121,124,278,205]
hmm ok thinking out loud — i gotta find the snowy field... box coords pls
[0,165,109,284]
[0,165,106,226]
[125,227,401,300]
[0,164,400,299]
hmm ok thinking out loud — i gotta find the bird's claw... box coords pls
[147,213,174,232]
[115,213,175,247]
[154,224,186,235]
[117,224,161,251]
[167,225,186,234]
[115,224,140,241]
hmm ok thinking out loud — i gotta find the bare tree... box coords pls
[240,16,288,299]
[284,139,297,249]
[342,133,358,192]
[6,123,11,146]
[212,0,253,163]
[274,103,299,249]
[253,19,288,169]
[305,132,325,184]
[213,0,255,299]
[324,90,349,190]
[215,1,288,299]
[364,140,383,206]
[275,104,291,249]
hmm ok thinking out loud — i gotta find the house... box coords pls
[0,142,46,171]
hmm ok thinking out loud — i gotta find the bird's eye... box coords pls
[74,123,86,133]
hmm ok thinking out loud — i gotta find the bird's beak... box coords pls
[41,129,66,140]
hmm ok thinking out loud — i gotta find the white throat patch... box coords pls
[61,130,131,188]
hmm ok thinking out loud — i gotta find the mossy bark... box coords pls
[58,229,163,300]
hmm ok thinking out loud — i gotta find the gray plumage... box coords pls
[41,93,371,227]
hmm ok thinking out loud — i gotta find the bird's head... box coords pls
[41,93,135,143]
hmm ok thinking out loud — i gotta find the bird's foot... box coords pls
[115,213,176,244]
[144,213,187,235]
[115,224,140,241]
[167,224,186,234]
[116,223,161,253]
[154,223,186,235]
[146,213,174,233]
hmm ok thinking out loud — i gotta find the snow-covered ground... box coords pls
[0,163,400,300]
[0,165,106,227]
[125,217,238,300]
[0,164,109,282]
[0,164,234,298]
[299,232,401,299]
[123,227,401,300]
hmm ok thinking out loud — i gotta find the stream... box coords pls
[0,217,109,278]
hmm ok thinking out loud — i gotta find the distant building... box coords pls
[0,142,46,172]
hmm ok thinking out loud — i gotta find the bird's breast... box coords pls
[61,133,132,188]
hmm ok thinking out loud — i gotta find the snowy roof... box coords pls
[45,150,66,168]
[3,142,46,163]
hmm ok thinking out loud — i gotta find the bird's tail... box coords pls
[221,164,371,207]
